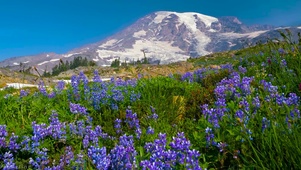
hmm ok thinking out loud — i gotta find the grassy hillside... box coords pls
[0,31,301,169]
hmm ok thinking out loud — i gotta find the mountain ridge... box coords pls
[0,11,299,74]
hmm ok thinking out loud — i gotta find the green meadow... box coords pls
[1,30,301,169]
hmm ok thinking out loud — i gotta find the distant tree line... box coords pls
[110,56,151,68]
[43,56,96,77]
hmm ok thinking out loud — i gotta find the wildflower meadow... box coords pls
[0,31,301,169]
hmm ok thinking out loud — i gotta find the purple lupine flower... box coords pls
[170,132,190,150]
[278,48,286,55]
[110,103,119,110]
[84,126,99,146]
[68,123,77,136]
[130,92,141,102]
[110,134,137,169]
[114,119,122,134]
[114,78,126,87]
[261,80,278,97]
[202,104,220,128]
[217,142,228,152]
[239,98,250,112]
[286,93,299,106]
[20,89,29,97]
[262,117,270,132]
[75,151,84,165]
[235,110,244,123]
[280,59,287,67]
[205,127,216,146]
[29,157,40,169]
[275,93,286,106]
[88,146,110,169]
[94,125,108,139]
[247,129,253,140]
[240,76,253,96]
[135,128,142,139]
[56,80,65,93]
[252,96,260,109]
[69,102,88,115]
[49,113,66,140]
[59,146,74,165]
[48,91,56,98]
[3,151,17,170]
[8,133,20,152]
[0,137,6,148]
[146,126,154,135]
[38,81,48,96]
[125,109,140,129]
[71,75,80,101]
[83,135,89,148]
[181,72,194,83]
[238,66,247,74]
[141,132,201,169]
[185,149,202,170]
[76,121,85,137]
[31,148,50,167]
[79,71,90,98]
[111,88,124,102]
[214,85,227,99]
[93,70,102,83]
[148,106,159,120]
[20,136,31,151]
[0,125,8,137]
[193,68,206,82]
[221,64,233,71]
[289,108,301,119]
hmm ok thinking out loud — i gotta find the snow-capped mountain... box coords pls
[0,11,300,73]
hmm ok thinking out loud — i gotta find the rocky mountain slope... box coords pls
[0,11,300,74]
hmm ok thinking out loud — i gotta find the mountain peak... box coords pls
[0,11,287,74]
[152,11,218,28]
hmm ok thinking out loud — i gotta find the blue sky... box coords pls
[0,0,300,61]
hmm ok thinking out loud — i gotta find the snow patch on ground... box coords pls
[208,29,217,32]
[219,30,268,39]
[13,62,19,65]
[133,30,147,38]
[63,52,81,58]
[5,83,38,89]
[227,42,236,47]
[23,61,29,63]
[247,30,268,38]
[275,27,291,30]
[96,39,190,64]
[193,30,212,55]
[38,61,49,66]
[50,59,60,62]
[298,26,301,29]
[99,39,118,48]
